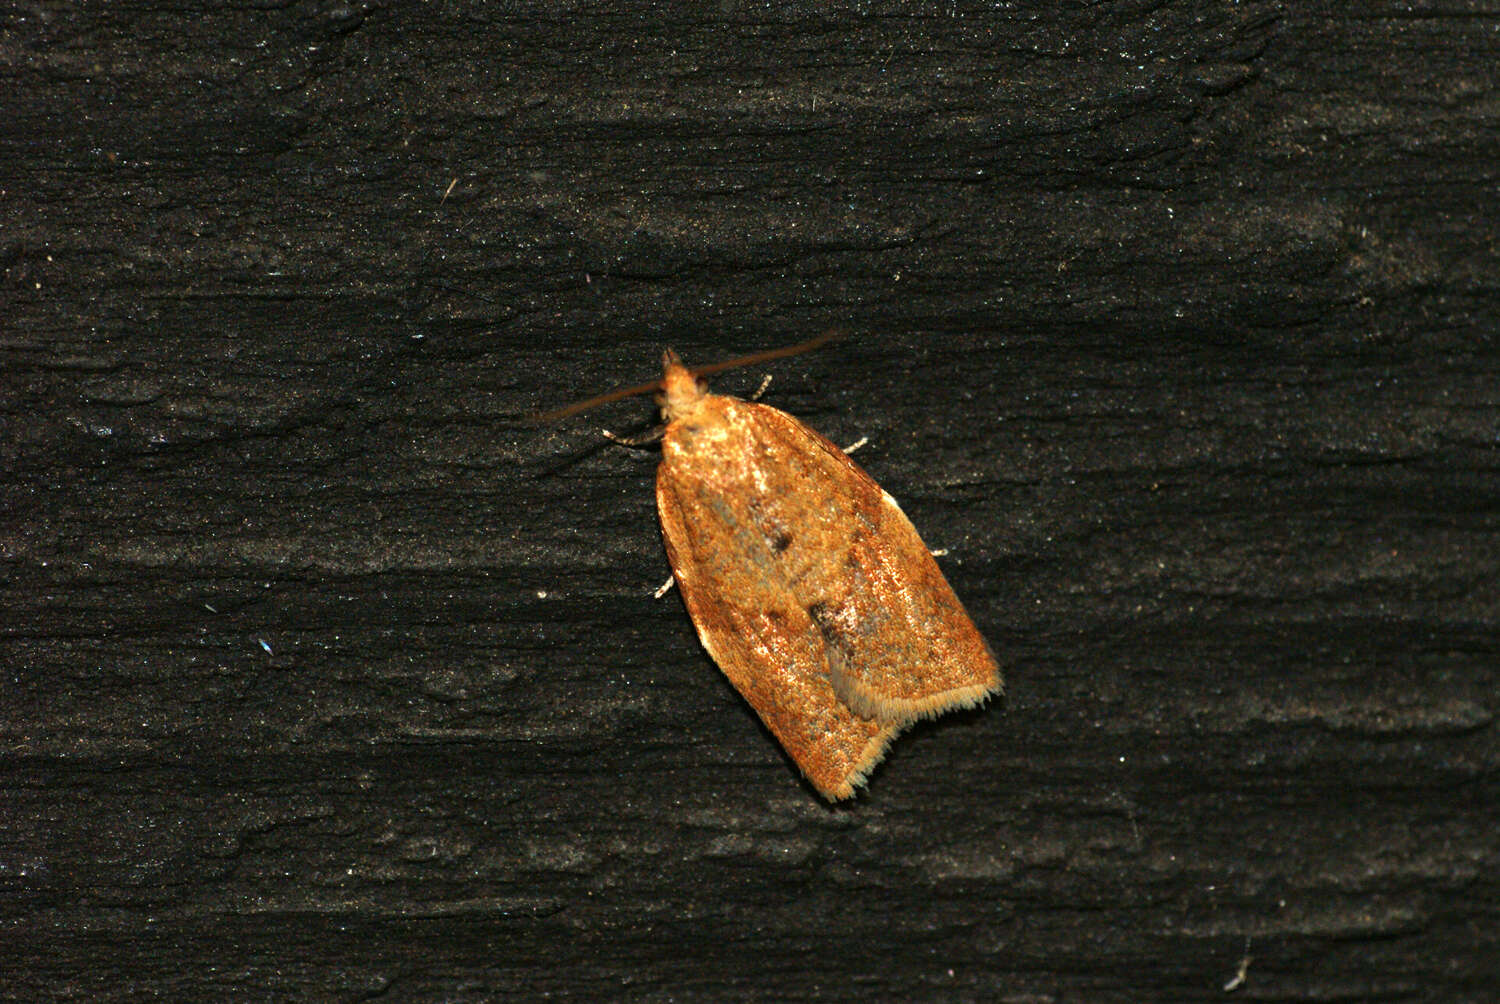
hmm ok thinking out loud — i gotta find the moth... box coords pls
[542,334,1002,799]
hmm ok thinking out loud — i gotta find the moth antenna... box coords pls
[530,328,842,423]
[529,377,665,422]
[689,328,842,379]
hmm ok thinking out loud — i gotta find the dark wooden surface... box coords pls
[4,3,1497,1001]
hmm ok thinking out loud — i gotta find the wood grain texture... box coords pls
[3,2,1498,1001]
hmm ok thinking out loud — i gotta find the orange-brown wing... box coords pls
[656,444,898,801]
[736,402,1002,725]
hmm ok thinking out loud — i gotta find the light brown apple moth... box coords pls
[540,334,1001,800]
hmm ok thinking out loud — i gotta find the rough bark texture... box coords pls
[3,3,1497,1001]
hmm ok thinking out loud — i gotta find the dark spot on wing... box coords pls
[807,601,854,658]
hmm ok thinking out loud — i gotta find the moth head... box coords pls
[660,349,709,422]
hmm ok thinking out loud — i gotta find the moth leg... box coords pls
[747,374,773,402]
[602,425,666,447]
[653,574,676,599]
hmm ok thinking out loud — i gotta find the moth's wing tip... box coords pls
[917,675,1004,719]
[841,670,1004,725]
[810,723,902,801]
